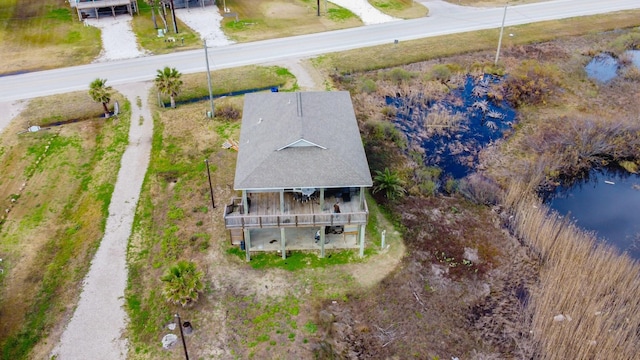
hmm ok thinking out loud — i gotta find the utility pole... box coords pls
[494,4,508,66]
[204,39,214,118]
[170,0,179,33]
[205,159,215,209]
[175,313,189,360]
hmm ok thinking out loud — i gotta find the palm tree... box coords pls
[88,78,113,118]
[155,66,182,108]
[161,260,204,307]
[372,168,406,200]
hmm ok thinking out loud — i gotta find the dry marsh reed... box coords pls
[504,183,640,359]
[425,104,463,133]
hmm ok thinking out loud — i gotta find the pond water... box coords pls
[585,50,640,83]
[388,74,516,179]
[628,49,640,68]
[585,52,619,83]
[546,168,640,259]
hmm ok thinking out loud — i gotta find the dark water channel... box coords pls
[388,74,516,179]
[546,168,640,259]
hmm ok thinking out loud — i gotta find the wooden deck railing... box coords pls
[223,198,368,229]
[73,0,133,8]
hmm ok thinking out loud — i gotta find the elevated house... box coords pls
[69,0,138,20]
[224,91,373,260]
[69,0,213,21]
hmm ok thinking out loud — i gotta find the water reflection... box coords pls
[388,74,516,179]
[585,52,619,83]
[546,168,640,259]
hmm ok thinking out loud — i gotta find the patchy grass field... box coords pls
[132,1,205,54]
[0,92,130,359]
[219,0,362,42]
[0,0,101,75]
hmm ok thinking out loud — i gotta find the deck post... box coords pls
[279,190,285,213]
[280,228,286,259]
[320,188,325,211]
[244,229,251,261]
[320,226,326,258]
[359,187,365,210]
[242,190,248,214]
[358,224,365,258]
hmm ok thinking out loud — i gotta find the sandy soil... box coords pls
[175,6,234,46]
[329,0,399,24]
[86,16,147,62]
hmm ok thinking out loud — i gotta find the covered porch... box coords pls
[71,0,137,20]
[223,188,367,229]
[232,225,365,261]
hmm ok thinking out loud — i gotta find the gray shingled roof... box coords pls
[234,91,373,190]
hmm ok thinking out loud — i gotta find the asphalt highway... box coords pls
[1,0,639,102]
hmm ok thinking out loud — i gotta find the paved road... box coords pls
[1,0,639,102]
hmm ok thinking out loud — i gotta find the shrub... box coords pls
[373,167,407,200]
[161,260,204,307]
[380,106,397,119]
[216,104,241,120]
[458,173,503,205]
[610,31,640,52]
[360,78,378,94]
[444,177,458,195]
[429,64,452,83]
[500,60,561,107]
[622,66,640,82]
[385,67,415,84]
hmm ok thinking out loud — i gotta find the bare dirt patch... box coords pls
[261,1,310,18]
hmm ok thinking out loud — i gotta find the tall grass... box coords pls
[504,182,640,359]
[314,10,640,74]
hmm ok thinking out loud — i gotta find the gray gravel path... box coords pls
[51,82,154,360]
[0,100,29,135]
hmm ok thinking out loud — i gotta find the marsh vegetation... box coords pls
[312,24,640,360]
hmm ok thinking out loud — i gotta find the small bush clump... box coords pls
[499,60,561,107]
[216,104,241,120]
[360,78,378,94]
[384,67,416,84]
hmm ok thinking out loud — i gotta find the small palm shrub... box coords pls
[161,260,204,307]
[88,78,113,118]
[373,167,406,200]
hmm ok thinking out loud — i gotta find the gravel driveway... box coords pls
[51,82,153,360]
